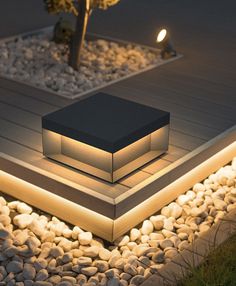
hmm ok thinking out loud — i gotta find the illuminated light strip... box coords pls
[116,129,236,203]
[0,171,114,241]
[114,141,236,238]
[1,141,236,241]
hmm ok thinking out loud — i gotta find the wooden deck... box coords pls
[0,0,235,240]
[0,76,190,198]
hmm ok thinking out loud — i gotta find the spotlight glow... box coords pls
[157,29,167,42]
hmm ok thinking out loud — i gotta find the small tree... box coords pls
[44,0,120,70]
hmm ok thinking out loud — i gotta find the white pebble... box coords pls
[79,232,92,245]
[163,218,174,231]
[13,214,33,228]
[99,248,112,261]
[149,215,165,230]
[177,194,191,206]
[16,202,32,214]
[81,266,98,276]
[193,183,206,193]
[141,220,153,235]
[0,214,11,226]
[77,256,93,266]
[29,219,45,237]
[213,199,227,210]
[130,228,141,241]
[115,235,130,246]
[83,246,100,258]
[0,197,7,206]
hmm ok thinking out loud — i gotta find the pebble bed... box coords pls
[1,157,236,286]
[0,34,160,98]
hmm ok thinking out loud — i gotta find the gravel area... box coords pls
[1,157,236,286]
[0,34,161,98]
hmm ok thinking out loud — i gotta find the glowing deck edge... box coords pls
[1,139,236,241]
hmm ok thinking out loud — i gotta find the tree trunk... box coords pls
[69,0,90,70]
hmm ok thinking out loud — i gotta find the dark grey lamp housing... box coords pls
[42,93,170,183]
[157,28,177,59]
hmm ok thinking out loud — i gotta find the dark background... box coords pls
[0,0,235,99]
[0,0,236,52]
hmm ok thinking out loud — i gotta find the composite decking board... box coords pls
[0,128,168,192]
[160,64,236,88]
[103,85,234,130]
[0,113,191,186]
[0,118,42,152]
[118,170,152,188]
[122,72,236,108]
[0,79,233,137]
[145,71,236,106]
[0,67,228,199]
[0,116,152,194]
[0,105,185,171]
[0,87,204,152]
[172,52,236,70]
[119,79,236,122]
[35,158,129,198]
[0,77,74,108]
[0,136,129,199]
[0,109,201,164]
[105,83,236,125]
[158,145,189,163]
[155,48,236,79]
[103,90,233,131]
[0,91,217,146]
[0,136,41,161]
[129,73,236,114]
[0,102,199,187]
[139,145,189,174]
[116,58,236,101]
[140,145,190,174]
[141,67,236,98]
[0,132,167,206]
[0,93,188,163]
[0,87,58,116]
[169,130,205,151]
[0,76,231,139]
[0,101,41,132]
[170,117,220,141]
[0,94,187,166]
[142,159,172,175]
[160,53,236,73]
[0,154,117,219]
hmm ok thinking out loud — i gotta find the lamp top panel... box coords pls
[42,93,170,153]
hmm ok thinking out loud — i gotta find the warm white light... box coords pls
[42,126,169,183]
[157,29,167,42]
